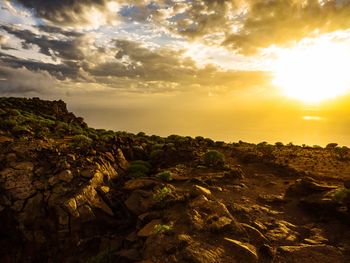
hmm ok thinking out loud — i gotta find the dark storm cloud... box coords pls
[91,39,197,83]
[1,25,85,60]
[0,52,80,80]
[13,0,116,27]
[0,64,57,94]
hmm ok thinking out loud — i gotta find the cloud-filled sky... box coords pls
[1,0,350,145]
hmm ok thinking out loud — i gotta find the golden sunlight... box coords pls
[272,37,350,103]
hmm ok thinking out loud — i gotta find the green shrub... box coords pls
[152,144,164,151]
[126,160,151,178]
[203,150,225,168]
[0,118,17,130]
[71,134,93,148]
[150,149,164,162]
[156,171,173,181]
[153,223,173,234]
[153,187,172,201]
[332,188,350,202]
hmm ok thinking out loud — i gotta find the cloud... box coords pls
[0,35,16,50]
[0,64,58,94]
[12,0,122,29]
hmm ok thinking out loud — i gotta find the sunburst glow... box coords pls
[272,38,350,103]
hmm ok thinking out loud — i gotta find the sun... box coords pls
[272,38,350,103]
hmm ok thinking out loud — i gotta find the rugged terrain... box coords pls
[1,97,350,263]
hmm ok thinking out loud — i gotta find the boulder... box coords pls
[123,178,158,191]
[137,219,162,237]
[224,237,258,263]
[286,177,337,197]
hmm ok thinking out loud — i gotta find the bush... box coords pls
[326,143,338,149]
[153,223,173,234]
[0,118,17,130]
[156,171,173,181]
[71,134,93,148]
[126,160,151,178]
[203,150,225,168]
[150,149,164,163]
[153,187,172,201]
[332,188,350,202]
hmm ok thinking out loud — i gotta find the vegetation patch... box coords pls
[203,150,225,168]
[153,186,172,201]
[126,160,152,178]
[155,171,173,182]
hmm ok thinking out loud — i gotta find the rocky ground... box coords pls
[1,97,350,263]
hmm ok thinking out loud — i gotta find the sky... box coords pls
[1,0,350,146]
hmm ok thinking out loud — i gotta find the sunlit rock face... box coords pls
[0,98,350,262]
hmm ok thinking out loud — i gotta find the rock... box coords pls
[241,223,269,246]
[191,185,212,198]
[277,244,344,263]
[1,168,36,200]
[11,162,34,171]
[125,190,154,215]
[80,168,95,179]
[207,216,233,233]
[116,249,142,261]
[5,153,17,163]
[137,219,162,237]
[259,244,275,260]
[77,204,95,220]
[257,194,286,205]
[57,170,73,183]
[81,185,114,216]
[286,177,337,197]
[123,178,158,191]
[63,198,79,217]
[265,220,298,243]
[115,148,128,171]
[224,237,258,263]
[223,167,245,179]
[299,193,341,215]
[344,180,350,189]
[303,228,328,245]
[182,243,225,263]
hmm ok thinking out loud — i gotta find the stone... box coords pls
[207,216,233,233]
[63,198,79,217]
[80,168,95,179]
[266,220,298,243]
[77,204,95,220]
[11,162,34,171]
[191,185,212,198]
[123,178,158,191]
[125,190,154,215]
[81,185,114,216]
[57,170,73,183]
[241,223,269,246]
[1,169,36,200]
[277,244,344,263]
[224,237,258,263]
[182,242,225,263]
[117,249,142,261]
[115,148,129,170]
[286,177,337,197]
[137,219,162,237]
[344,179,350,189]
[224,167,245,179]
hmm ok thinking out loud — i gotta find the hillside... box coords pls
[0,97,350,263]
